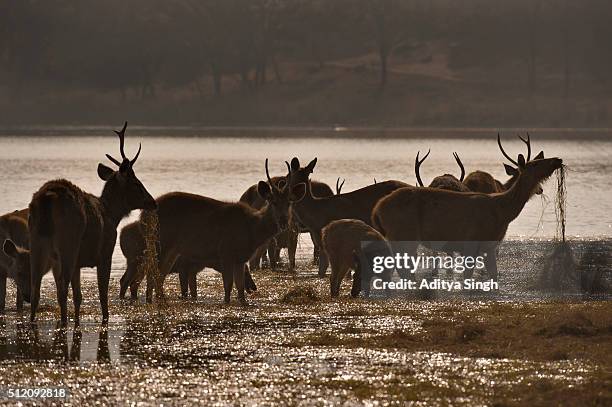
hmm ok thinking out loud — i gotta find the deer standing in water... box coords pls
[118,220,257,299]
[133,160,303,304]
[0,208,29,312]
[286,157,408,277]
[372,137,562,280]
[19,122,156,325]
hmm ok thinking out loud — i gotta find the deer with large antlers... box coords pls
[11,122,156,325]
[463,134,544,194]
[372,136,562,279]
[415,150,470,192]
[135,160,303,304]
[286,157,409,277]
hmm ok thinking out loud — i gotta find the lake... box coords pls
[0,131,610,277]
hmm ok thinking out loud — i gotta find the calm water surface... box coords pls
[0,134,610,275]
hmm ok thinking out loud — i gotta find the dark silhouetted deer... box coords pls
[414,150,470,192]
[372,139,562,279]
[118,220,257,299]
[133,159,303,304]
[240,173,334,272]
[0,208,29,312]
[463,134,544,194]
[20,122,156,325]
[286,157,408,277]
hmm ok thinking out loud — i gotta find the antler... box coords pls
[336,177,345,194]
[265,158,273,186]
[114,121,128,160]
[453,152,465,182]
[414,149,430,187]
[285,160,291,174]
[518,132,531,161]
[106,121,141,167]
[497,133,519,167]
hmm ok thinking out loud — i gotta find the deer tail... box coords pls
[29,191,57,237]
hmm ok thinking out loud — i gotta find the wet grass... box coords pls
[0,265,610,405]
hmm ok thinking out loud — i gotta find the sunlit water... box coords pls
[0,131,610,404]
[0,133,610,278]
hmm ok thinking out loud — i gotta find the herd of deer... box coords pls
[0,122,563,326]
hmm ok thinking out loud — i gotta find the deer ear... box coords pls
[305,158,317,173]
[289,183,307,203]
[534,151,544,160]
[3,239,18,258]
[504,164,518,176]
[517,154,526,168]
[97,163,115,181]
[257,181,272,201]
[290,157,300,171]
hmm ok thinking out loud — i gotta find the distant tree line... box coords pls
[1,0,611,99]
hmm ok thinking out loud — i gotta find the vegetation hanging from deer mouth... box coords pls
[138,209,161,300]
[537,166,581,291]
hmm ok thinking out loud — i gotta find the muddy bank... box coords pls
[0,270,610,405]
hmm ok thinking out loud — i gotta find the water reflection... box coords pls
[0,321,114,363]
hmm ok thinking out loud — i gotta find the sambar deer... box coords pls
[372,137,562,280]
[286,157,408,277]
[0,208,29,312]
[118,220,257,299]
[240,173,333,272]
[138,160,303,304]
[21,122,156,325]
[414,150,470,192]
[463,134,544,194]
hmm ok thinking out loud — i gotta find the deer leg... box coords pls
[149,251,177,303]
[311,232,320,265]
[222,267,234,304]
[351,265,361,298]
[0,271,6,313]
[249,244,266,271]
[97,255,112,324]
[16,288,23,312]
[188,268,198,299]
[119,261,135,299]
[54,273,69,327]
[268,238,278,270]
[484,249,498,280]
[330,262,347,298]
[29,242,50,323]
[245,265,257,293]
[233,263,247,305]
[310,231,329,277]
[178,264,189,299]
[129,274,141,301]
[71,268,82,326]
[287,228,298,273]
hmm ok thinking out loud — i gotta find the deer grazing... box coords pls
[18,122,156,325]
[463,134,544,194]
[240,173,334,272]
[372,138,562,279]
[131,159,303,304]
[0,208,29,312]
[415,150,470,192]
[286,157,409,277]
[118,220,257,299]
[322,219,389,297]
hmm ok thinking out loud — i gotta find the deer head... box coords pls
[98,122,157,212]
[286,157,317,189]
[259,159,306,230]
[415,149,465,187]
[3,239,31,301]
[498,133,545,194]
